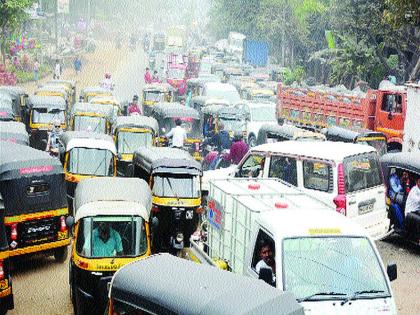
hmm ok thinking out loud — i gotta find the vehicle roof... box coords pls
[380,152,420,175]
[0,142,63,181]
[143,83,173,91]
[241,100,276,108]
[35,85,67,95]
[80,86,113,95]
[202,104,229,115]
[204,82,237,92]
[0,93,13,104]
[110,253,303,315]
[113,115,159,133]
[191,96,230,107]
[89,95,119,105]
[46,79,76,87]
[27,95,66,109]
[74,177,151,221]
[250,88,275,95]
[60,131,116,154]
[0,85,26,96]
[0,121,29,145]
[259,209,368,239]
[152,102,200,119]
[71,102,114,117]
[322,126,385,140]
[218,105,246,117]
[253,140,376,161]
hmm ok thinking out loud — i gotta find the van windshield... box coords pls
[74,116,106,133]
[76,216,147,258]
[153,175,200,198]
[344,152,383,193]
[68,148,114,176]
[117,131,153,154]
[282,237,390,301]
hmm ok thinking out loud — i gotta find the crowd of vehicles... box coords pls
[0,27,418,314]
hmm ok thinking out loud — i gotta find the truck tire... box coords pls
[248,135,257,147]
[54,246,68,263]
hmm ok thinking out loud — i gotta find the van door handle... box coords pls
[349,201,356,205]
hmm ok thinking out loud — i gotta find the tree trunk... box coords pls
[409,55,420,81]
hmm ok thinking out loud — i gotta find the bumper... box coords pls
[9,239,70,257]
[363,218,390,241]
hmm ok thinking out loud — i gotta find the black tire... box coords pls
[248,134,257,147]
[54,246,68,263]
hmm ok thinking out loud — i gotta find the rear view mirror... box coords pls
[152,217,159,228]
[65,216,75,229]
[259,267,275,287]
[387,262,397,281]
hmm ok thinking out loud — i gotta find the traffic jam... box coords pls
[1,9,420,315]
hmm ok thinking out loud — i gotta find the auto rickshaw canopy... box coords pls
[0,142,63,181]
[0,93,15,120]
[0,85,27,109]
[35,85,68,101]
[113,115,159,135]
[380,152,420,180]
[152,102,200,120]
[80,86,113,101]
[109,253,304,315]
[71,102,114,119]
[0,121,29,145]
[257,124,326,145]
[60,131,117,154]
[46,79,76,93]
[27,95,66,111]
[143,83,173,93]
[321,126,386,143]
[74,177,152,222]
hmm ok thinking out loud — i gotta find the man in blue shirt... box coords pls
[389,169,403,202]
[86,222,123,257]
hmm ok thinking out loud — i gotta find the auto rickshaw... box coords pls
[186,75,220,98]
[257,124,326,145]
[0,143,70,261]
[24,96,66,150]
[132,147,202,252]
[217,106,248,138]
[80,86,113,103]
[0,205,13,314]
[201,104,230,137]
[0,94,15,121]
[46,80,76,108]
[66,177,152,315]
[0,121,29,145]
[60,131,117,208]
[0,86,28,121]
[69,102,114,134]
[152,102,202,160]
[238,82,260,99]
[191,96,230,114]
[35,85,68,108]
[380,152,420,246]
[112,115,159,176]
[105,253,304,315]
[89,95,121,117]
[322,126,388,156]
[142,83,174,116]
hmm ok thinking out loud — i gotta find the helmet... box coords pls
[105,72,111,79]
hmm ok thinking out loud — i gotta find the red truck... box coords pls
[277,83,407,151]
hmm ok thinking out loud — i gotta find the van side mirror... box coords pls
[66,216,75,229]
[259,267,275,287]
[387,262,397,281]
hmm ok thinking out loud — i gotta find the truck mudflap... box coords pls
[179,240,229,270]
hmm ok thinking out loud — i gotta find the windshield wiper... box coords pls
[298,292,347,302]
[92,158,106,175]
[341,290,386,306]
[165,177,178,199]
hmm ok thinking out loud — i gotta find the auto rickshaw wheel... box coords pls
[54,246,68,262]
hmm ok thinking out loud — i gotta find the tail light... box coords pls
[60,216,67,232]
[11,223,18,241]
[0,260,4,280]
[333,163,347,216]
[152,205,159,213]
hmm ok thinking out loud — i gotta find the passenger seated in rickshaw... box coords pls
[405,177,420,240]
[83,222,123,257]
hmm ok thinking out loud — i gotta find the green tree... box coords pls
[0,0,34,64]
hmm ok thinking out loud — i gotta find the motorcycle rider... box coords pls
[128,95,142,115]
[46,119,63,156]
[101,72,114,91]
[203,123,231,170]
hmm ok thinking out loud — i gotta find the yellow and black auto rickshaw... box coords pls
[0,142,70,261]
[0,121,29,146]
[152,102,202,160]
[35,85,68,108]
[132,147,202,253]
[80,86,113,103]
[46,80,76,108]
[0,93,16,122]
[66,177,152,315]
[24,95,66,150]
[0,205,13,314]
[60,131,117,208]
[142,83,173,116]
[89,95,121,117]
[69,102,114,134]
[0,86,28,122]
[112,115,159,176]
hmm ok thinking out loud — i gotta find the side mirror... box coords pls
[259,267,275,286]
[126,163,134,177]
[66,216,75,229]
[152,217,159,228]
[387,262,397,281]
[117,153,122,160]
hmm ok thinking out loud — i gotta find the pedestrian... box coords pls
[74,56,82,75]
[53,59,61,79]
[33,59,40,82]
[144,67,152,84]
[151,70,160,83]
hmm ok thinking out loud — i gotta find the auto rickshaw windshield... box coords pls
[68,148,114,176]
[74,116,106,133]
[117,131,153,154]
[152,174,200,198]
[75,216,147,258]
[32,108,65,124]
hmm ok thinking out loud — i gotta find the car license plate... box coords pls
[359,203,374,215]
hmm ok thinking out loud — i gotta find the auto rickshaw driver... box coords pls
[83,222,123,257]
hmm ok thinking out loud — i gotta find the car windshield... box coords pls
[205,87,240,104]
[144,91,165,102]
[344,152,383,193]
[282,237,390,301]
[117,131,153,154]
[68,148,114,176]
[73,116,106,133]
[32,108,65,124]
[250,106,277,122]
[76,216,147,258]
[152,175,200,198]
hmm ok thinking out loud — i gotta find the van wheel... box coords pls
[248,135,256,147]
[54,246,68,263]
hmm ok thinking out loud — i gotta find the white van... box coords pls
[204,141,389,239]
[202,82,241,105]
